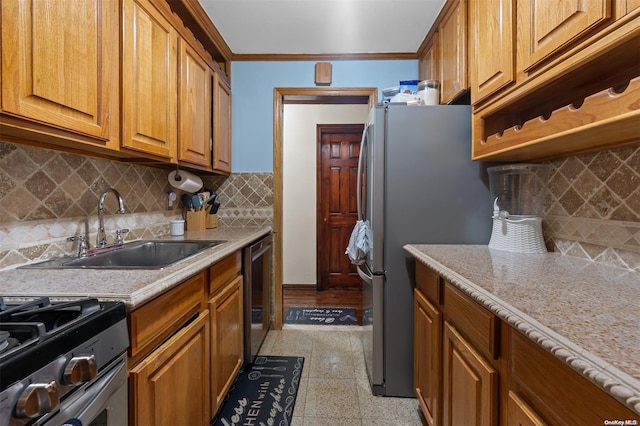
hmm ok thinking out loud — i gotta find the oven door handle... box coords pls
[52,354,128,425]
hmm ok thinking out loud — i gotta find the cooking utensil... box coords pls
[180,194,193,210]
[251,366,287,371]
[254,356,288,365]
[202,191,217,207]
[191,194,202,210]
[211,202,220,214]
[247,371,283,380]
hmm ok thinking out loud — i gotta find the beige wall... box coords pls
[282,104,369,285]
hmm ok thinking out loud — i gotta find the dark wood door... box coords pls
[317,124,364,290]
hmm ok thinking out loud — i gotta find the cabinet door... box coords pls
[616,0,640,17]
[507,391,547,426]
[517,0,611,72]
[130,311,210,426]
[122,0,177,161]
[469,0,515,104]
[210,275,243,412]
[178,40,212,168]
[439,0,468,104]
[213,72,232,174]
[418,34,439,83]
[414,290,442,426]
[442,322,497,426]
[1,0,118,142]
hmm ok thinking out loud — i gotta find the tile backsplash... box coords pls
[0,139,638,270]
[542,141,640,270]
[0,141,273,269]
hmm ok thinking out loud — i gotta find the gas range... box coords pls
[0,297,129,425]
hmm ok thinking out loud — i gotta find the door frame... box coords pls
[273,87,377,329]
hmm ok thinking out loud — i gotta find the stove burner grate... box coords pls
[0,298,104,363]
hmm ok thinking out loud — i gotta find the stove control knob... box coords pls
[14,381,60,418]
[62,355,98,385]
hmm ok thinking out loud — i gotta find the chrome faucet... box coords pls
[97,188,125,248]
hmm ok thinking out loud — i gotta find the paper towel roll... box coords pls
[168,170,203,193]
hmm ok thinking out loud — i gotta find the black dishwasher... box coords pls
[243,234,272,364]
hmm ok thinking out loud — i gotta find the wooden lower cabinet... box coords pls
[414,289,442,426]
[208,251,244,414]
[442,322,498,426]
[510,328,638,424]
[209,275,244,412]
[127,253,247,426]
[413,260,639,425]
[506,390,546,426]
[129,311,210,426]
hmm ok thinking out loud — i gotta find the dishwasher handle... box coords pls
[247,235,272,261]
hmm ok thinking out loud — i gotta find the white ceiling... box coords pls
[198,0,447,55]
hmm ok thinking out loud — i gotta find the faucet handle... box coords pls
[67,235,89,257]
[115,228,130,244]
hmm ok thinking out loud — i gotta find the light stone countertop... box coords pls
[0,226,271,309]
[404,244,640,415]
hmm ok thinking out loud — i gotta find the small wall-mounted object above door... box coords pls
[315,62,332,86]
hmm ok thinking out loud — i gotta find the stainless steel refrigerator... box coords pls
[357,103,491,397]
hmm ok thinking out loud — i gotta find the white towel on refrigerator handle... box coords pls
[345,220,371,265]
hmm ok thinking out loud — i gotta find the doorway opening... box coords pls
[273,87,377,329]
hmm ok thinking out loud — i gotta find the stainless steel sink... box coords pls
[20,240,225,269]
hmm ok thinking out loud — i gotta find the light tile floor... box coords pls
[258,326,425,425]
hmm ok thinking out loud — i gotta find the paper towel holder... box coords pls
[172,166,183,183]
[168,166,203,192]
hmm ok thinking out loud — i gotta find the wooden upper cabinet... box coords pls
[1,0,118,144]
[178,40,212,168]
[122,0,177,162]
[517,0,612,73]
[418,34,439,83]
[439,0,468,104]
[213,72,232,174]
[469,0,515,104]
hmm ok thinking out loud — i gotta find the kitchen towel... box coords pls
[345,219,370,265]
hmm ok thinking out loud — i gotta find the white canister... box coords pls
[418,80,440,105]
[170,220,185,236]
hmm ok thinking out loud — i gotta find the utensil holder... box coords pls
[186,210,206,231]
[206,214,218,229]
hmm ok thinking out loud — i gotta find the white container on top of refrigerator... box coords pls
[356,103,491,397]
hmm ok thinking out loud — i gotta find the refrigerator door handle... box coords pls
[357,264,373,284]
[356,125,368,222]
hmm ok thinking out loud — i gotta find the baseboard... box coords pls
[283,283,317,291]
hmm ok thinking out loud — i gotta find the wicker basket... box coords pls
[488,216,546,253]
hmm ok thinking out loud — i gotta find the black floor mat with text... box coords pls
[211,356,304,426]
[284,306,358,325]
